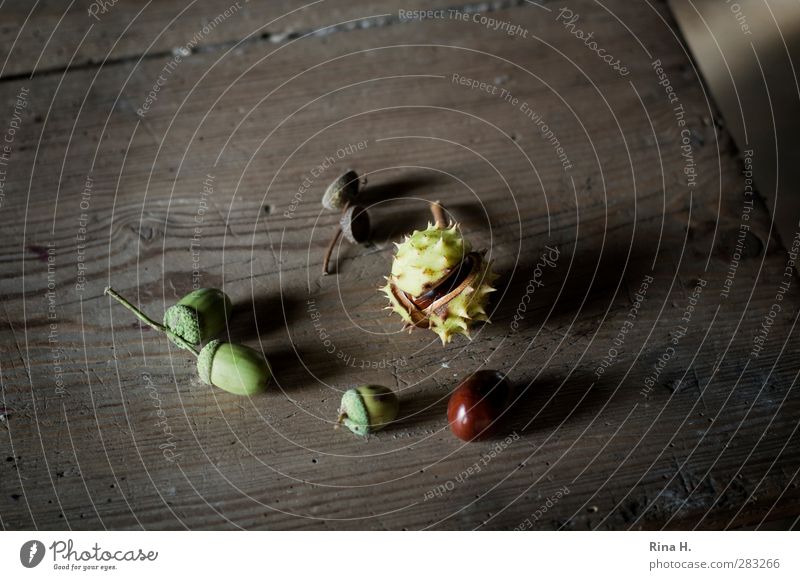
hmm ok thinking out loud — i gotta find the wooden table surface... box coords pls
[1,0,798,530]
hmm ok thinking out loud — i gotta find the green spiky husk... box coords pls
[426,258,496,342]
[390,224,467,297]
[381,223,497,344]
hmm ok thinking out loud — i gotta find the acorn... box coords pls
[197,340,271,396]
[322,204,371,275]
[105,287,271,397]
[380,201,498,344]
[447,370,511,441]
[322,169,363,211]
[337,384,399,437]
[163,288,232,349]
[105,287,199,353]
[340,204,370,244]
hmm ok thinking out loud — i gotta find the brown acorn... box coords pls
[322,203,371,275]
[321,169,363,211]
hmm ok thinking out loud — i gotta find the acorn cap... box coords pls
[340,205,370,243]
[164,304,201,344]
[322,170,361,211]
[338,385,399,436]
[197,340,271,396]
[197,339,222,385]
[164,288,232,348]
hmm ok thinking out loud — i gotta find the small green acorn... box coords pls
[197,340,271,396]
[163,288,232,349]
[337,385,399,437]
[322,169,362,211]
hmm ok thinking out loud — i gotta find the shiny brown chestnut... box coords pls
[447,370,511,441]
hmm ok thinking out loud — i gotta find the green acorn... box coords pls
[197,340,271,396]
[163,288,232,349]
[105,288,271,397]
[380,202,497,344]
[337,385,399,437]
[322,169,362,211]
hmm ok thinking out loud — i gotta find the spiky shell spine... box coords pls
[381,223,497,344]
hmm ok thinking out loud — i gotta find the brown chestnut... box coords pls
[447,370,511,441]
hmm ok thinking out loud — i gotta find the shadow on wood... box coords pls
[488,236,655,336]
[226,292,304,343]
[394,387,451,432]
[502,371,616,436]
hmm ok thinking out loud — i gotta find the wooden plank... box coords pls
[0,0,460,79]
[1,0,798,530]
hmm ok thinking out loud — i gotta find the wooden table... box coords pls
[1,0,798,530]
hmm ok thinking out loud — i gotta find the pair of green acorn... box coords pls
[106,285,495,440]
[105,287,271,396]
[106,286,397,436]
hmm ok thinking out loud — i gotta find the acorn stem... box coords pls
[430,200,446,228]
[334,411,348,430]
[104,287,200,355]
[322,227,342,276]
[322,203,350,276]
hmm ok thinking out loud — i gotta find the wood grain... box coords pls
[0,0,458,79]
[0,0,798,530]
